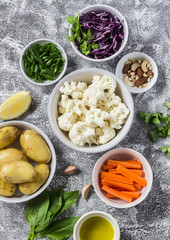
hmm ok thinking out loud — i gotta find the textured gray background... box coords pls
[0,0,170,239]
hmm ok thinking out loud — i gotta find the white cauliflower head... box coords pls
[83,87,106,108]
[90,75,117,93]
[85,108,109,128]
[58,112,77,131]
[69,122,98,146]
[96,121,116,145]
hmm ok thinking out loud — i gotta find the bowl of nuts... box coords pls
[115,52,158,93]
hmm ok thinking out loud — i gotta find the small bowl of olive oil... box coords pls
[73,211,120,240]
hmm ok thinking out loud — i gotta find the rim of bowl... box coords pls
[115,51,158,93]
[0,120,56,203]
[73,211,120,240]
[69,4,129,62]
[20,38,68,86]
[92,148,153,208]
[48,67,134,153]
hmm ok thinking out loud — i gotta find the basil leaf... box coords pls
[35,188,63,233]
[43,217,80,240]
[25,190,49,227]
[56,191,79,217]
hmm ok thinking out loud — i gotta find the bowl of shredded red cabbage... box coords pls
[67,5,128,61]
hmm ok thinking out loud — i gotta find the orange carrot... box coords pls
[101,179,135,191]
[103,165,116,170]
[108,160,142,169]
[107,191,140,199]
[101,171,133,184]
[121,191,140,198]
[102,185,133,203]
[109,169,143,176]
[107,192,116,198]
[117,164,147,187]
[133,183,142,190]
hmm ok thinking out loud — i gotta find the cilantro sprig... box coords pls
[138,102,170,142]
[66,14,99,55]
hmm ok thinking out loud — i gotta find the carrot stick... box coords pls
[109,168,142,176]
[117,164,147,187]
[102,185,133,203]
[101,179,135,191]
[103,165,116,170]
[101,171,133,184]
[121,191,140,198]
[107,191,140,199]
[133,183,142,190]
[107,193,116,198]
[109,169,143,176]
[108,160,142,169]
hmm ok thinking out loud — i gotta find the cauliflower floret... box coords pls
[83,87,106,108]
[77,81,88,92]
[96,121,116,144]
[59,81,77,95]
[105,93,121,111]
[90,75,117,93]
[69,122,98,146]
[85,108,109,128]
[109,103,129,129]
[66,99,87,116]
[58,113,77,131]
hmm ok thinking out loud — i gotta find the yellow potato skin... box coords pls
[0,160,37,184]
[0,178,17,197]
[0,126,20,149]
[19,164,49,195]
[0,148,28,166]
[20,130,51,163]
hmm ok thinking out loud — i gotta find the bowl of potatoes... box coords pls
[0,120,56,203]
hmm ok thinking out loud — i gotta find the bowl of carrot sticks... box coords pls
[92,148,153,208]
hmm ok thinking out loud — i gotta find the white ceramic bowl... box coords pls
[73,211,120,240]
[0,120,56,203]
[92,148,153,208]
[48,68,134,153]
[20,39,67,86]
[69,4,128,62]
[115,52,158,93]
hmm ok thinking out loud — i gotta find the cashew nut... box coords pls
[131,62,140,71]
[124,76,134,87]
[141,60,149,72]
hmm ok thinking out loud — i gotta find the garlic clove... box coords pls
[63,165,77,175]
[82,184,92,200]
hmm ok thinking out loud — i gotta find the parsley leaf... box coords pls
[160,145,170,158]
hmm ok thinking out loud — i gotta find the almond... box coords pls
[147,70,153,78]
[63,165,77,175]
[122,64,131,74]
[136,67,143,78]
[134,77,147,87]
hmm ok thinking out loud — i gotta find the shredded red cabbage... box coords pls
[79,10,124,59]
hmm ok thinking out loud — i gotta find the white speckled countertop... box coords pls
[0,0,170,239]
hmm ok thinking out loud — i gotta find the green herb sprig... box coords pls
[25,188,79,240]
[160,145,170,158]
[23,43,65,83]
[66,14,99,55]
[138,102,170,142]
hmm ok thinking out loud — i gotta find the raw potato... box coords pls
[19,164,49,195]
[20,130,51,163]
[0,148,28,166]
[0,126,20,149]
[0,178,17,197]
[0,160,37,184]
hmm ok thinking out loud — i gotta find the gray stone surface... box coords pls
[0,0,170,239]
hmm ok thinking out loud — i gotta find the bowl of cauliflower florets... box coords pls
[48,68,134,153]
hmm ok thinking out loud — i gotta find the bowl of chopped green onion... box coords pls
[20,39,67,85]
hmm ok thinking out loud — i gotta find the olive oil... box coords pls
[79,216,114,240]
